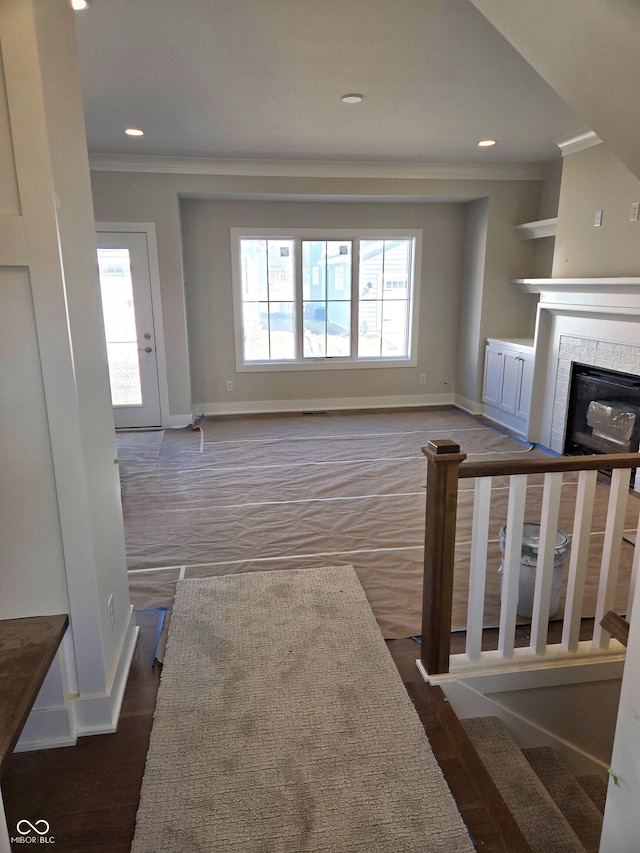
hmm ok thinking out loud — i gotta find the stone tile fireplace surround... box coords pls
[551,336,640,454]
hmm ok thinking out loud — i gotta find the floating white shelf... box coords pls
[513,218,557,240]
[513,277,640,293]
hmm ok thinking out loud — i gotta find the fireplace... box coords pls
[564,363,640,483]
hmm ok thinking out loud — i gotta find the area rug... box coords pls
[131,566,473,852]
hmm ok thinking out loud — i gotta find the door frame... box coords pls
[96,222,170,428]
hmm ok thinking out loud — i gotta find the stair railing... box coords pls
[420,440,640,677]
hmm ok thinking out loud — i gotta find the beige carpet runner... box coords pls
[132,566,473,852]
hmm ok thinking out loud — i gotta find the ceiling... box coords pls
[74,0,585,166]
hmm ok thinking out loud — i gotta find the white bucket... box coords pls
[498,523,570,618]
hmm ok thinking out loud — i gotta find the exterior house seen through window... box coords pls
[231,229,422,371]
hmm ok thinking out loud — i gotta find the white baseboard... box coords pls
[453,394,482,416]
[163,413,194,428]
[15,608,139,751]
[197,393,455,417]
[72,607,138,736]
[481,403,528,436]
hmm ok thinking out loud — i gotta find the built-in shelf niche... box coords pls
[513,218,558,240]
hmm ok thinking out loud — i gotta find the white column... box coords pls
[0,0,134,743]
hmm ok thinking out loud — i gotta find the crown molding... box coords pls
[556,130,602,157]
[87,153,548,181]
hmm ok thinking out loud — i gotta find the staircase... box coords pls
[462,716,607,852]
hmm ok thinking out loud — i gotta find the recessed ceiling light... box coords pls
[70,0,89,9]
[478,139,497,148]
[125,128,144,137]
[341,94,363,104]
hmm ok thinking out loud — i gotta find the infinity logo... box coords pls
[16,819,50,836]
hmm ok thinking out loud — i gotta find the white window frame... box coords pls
[230,228,422,372]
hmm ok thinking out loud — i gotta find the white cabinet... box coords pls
[482,339,534,435]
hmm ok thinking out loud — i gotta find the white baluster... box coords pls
[593,468,631,649]
[562,469,598,651]
[498,474,527,658]
[466,477,492,661]
[530,472,563,655]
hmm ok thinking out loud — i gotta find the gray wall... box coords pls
[553,144,640,278]
[90,169,542,417]
[181,199,464,409]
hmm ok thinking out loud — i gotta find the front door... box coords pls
[97,231,161,428]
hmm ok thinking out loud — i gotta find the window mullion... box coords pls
[380,239,386,357]
[405,240,413,351]
[264,239,272,360]
[352,239,360,356]
[295,237,303,361]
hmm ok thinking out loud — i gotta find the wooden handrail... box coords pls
[459,451,640,480]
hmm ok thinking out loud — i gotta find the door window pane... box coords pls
[98,248,142,405]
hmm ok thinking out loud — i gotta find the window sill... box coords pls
[236,357,417,373]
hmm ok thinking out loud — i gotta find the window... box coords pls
[231,229,421,371]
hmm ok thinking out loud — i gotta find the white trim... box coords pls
[230,228,422,371]
[418,651,624,776]
[164,414,193,428]
[432,642,626,684]
[234,359,420,374]
[15,609,138,750]
[433,675,614,777]
[88,153,548,182]
[515,276,640,292]
[195,393,454,417]
[453,394,483,416]
[71,609,138,736]
[556,130,602,157]
[96,222,174,428]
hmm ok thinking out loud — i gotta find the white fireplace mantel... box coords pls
[514,278,640,290]
[513,278,640,315]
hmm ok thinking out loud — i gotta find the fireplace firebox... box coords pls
[564,363,640,484]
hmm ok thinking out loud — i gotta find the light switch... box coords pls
[631,202,639,222]
[594,210,603,227]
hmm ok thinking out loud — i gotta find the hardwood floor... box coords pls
[2,613,161,852]
[2,615,590,852]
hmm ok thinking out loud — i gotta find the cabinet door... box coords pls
[482,345,504,407]
[500,350,522,414]
[516,354,534,420]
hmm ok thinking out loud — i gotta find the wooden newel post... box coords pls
[420,439,466,676]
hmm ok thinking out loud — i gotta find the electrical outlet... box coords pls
[108,594,115,632]
[226,380,234,392]
[419,374,426,385]
[631,202,639,222]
